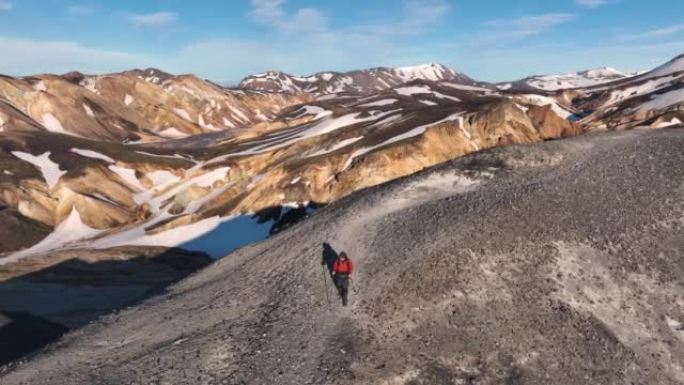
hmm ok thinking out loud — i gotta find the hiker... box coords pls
[332,251,354,306]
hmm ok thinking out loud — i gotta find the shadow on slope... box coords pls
[0,206,51,255]
[177,203,321,258]
[0,247,211,367]
[0,203,321,368]
[0,312,68,367]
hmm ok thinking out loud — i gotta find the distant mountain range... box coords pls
[238,63,481,95]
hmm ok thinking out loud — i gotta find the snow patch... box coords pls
[527,67,633,91]
[394,85,460,102]
[222,117,236,128]
[394,64,455,82]
[395,85,433,96]
[174,108,192,121]
[124,94,134,106]
[146,170,179,187]
[1,208,102,263]
[70,148,115,163]
[294,105,332,120]
[134,151,192,162]
[343,113,462,170]
[198,114,219,131]
[643,55,684,80]
[653,117,682,128]
[182,167,229,189]
[159,127,188,138]
[316,93,340,101]
[639,88,684,112]
[33,81,47,92]
[108,165,145,191]
[360,99,398,107]
[517,95,572,119]
[83,103,95,117]
[604,75,680,107]
[222,111,391,158]
[91,214,273,258]
[41,113,68,134]
[80,78,99,94]
[11,151,66,189]
[228,104,250,123]
[441,83,490,92]
[307,136,364,157]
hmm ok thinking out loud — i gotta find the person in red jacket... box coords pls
[332,252,354,306]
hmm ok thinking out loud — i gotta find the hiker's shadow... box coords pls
[321,242,338,278]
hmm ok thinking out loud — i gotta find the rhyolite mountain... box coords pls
[0,54,683,378]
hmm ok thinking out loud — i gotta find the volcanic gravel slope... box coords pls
[2,128,684,385]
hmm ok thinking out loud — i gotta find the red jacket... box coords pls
[333,257,354,275]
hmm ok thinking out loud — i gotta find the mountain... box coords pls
[0,54,683,372]
[0,69,309,142]
[3,128,683,384]
[505,66,639,92]
[570,54,684,129]
[238,63,483,95]
[0,79,579,254]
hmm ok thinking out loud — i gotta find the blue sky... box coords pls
[0,0,682,82]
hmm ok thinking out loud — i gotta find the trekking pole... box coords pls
[321,265,331,305]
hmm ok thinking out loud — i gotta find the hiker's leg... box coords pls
[334,276,343,296]
[341,277,349,306]
[342,287,348,306]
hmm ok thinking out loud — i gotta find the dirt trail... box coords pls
[3,128,684,385]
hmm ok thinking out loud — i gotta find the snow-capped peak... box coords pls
[578,67,625,78]
[394,63,458,82]
[639,53,684,80]
[238,63,473,95]
[526,66,638,91]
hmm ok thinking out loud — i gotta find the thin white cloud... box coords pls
[249,0,326,33]
[0,1,13,11]
[619,24,684,42]
[250,0,284,24]
[127,12,178,27]
[478,13,575,43]
[575,0,609,7]
[484,13,575,31]
[350,0,449,37]
[202,0,448,79]
[175,0,450,80]
[248,0,447,35]
[0,36,153,75]
[398,0,450,32]
[68,5,96,15]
